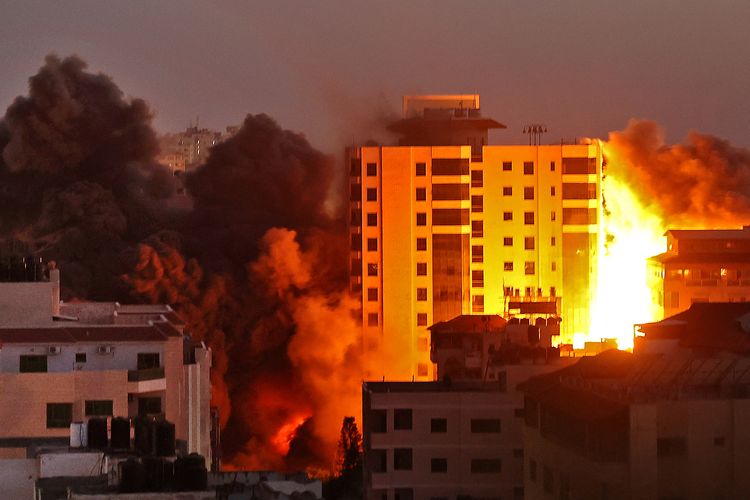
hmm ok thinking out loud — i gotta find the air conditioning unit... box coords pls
[48,346,62,355]
[97,345,114,355]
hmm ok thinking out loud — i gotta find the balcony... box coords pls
[128,367,165,382]
[127,367,166,393]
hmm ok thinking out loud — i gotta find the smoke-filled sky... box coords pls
[1,1,749,151]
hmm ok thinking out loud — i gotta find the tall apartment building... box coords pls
[648,227,750,319]
[348,94,602,380]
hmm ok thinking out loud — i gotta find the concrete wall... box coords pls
[0,341,165,373]
[0,458,38,500]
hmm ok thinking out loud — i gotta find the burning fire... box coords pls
[271,415,310,456]
[588,160,665,350]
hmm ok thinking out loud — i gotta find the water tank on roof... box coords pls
[88,417,108,449]
[120,458,146,493]
[111,417,130,449]
[509,318,520,325]
[527,325,540,345]
[174,453,207,491]
[143,456,166,491]
[134,417,155,455]
[520,318,530,325]
[155,420,176,457]
[535,317,547,327]
[70,422,88,448]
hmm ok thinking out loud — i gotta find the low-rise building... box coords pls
[0,260,212,494]
[362,315,573,500]
[648,227,750,318]
[522,303,750,500]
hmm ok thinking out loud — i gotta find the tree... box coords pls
[324,416,363,500]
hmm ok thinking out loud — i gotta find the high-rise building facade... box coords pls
[348,95,602,380]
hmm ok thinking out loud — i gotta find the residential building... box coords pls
[522,303,750,500]
[0,260,212,466]
[349,94,602,380]
[648,227,750,319]
[362,315,574,500]
[157,125,237,174]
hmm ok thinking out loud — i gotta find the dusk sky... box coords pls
[2,1,749,153]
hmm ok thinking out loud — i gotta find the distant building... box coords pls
[362,314,574,500]
[0,260,212,485]
[157,125,237,175]
[348,94,602,380]
[648,227,750,318]
[522,303,750,500]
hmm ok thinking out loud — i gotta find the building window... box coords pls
[367,313,379,327]
[350,184,361,201]
[416,213,427,226]
[551,236,556,246]
[551,211,556,221]
[367,238,378,251]
[471,220,483,238]
[504,262,514,271]
[366,162,377,176]
[472,295,484,312]
[394,409,412,430]
[524,187,534,200]
[366,188,377,201]
[138,397,162,417]
[471,195,483,212]
[552,262,557,272]
[551,186,556,196]
[714,436,726,446]
[514,487,524,500]
[371,410,387,433]
[529,459,537,482]
[524,237,535,250]
[75,353,86,363]
[471,419,501,433]
[351,234,362,251]
[472,245,484,263]
[524,212,535,225]
[20,355,47,373]
[471,459,502,474]
[431,418,447,433]
[525,262,536,275]
[417,337,429,352]
[367,288,378,301]
[550,286,556,296]
[657,437,687,457]
[416,163,426,176]
[503,211,513,221]
[502,161,512,171]
[371,449,387,472]
[417,313,428,326]
[471,170,483,187]
[416,187,426,201]
[367,263,378,276]
[47,403,73,428]
[669,291,679,309]
[543,466,554,493]
[431,458,448,473]
[503,237,513,247]
[502,186,512,196]
[417,363,428,377]
[417,238,427,251]
[472,270,484,288]
[351,209,361,227]
[513,448,524,459]
[85,400,113,417]
[417,262,428,275]
[417,288,428,301]
[394,448,413,470]
[137,353,160,370]
[550,161,556,171]
[395,488,414,500]
[367,213,377,226]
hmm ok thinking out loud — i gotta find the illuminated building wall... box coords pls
[348,95,602,380]
[647,228,750,318]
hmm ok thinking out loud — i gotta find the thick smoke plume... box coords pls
[605,120,750,226]
[0,55,361,472]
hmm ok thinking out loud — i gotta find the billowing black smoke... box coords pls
[0,55,358,472]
